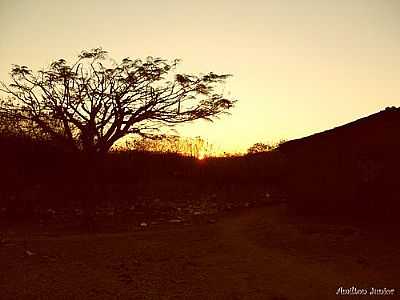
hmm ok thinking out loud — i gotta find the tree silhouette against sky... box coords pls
[0,48,235,155]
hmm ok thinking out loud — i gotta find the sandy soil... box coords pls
[1,205,399,299]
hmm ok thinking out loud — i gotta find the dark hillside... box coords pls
[279,107,400,221]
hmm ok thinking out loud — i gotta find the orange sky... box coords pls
[0,0,399,153]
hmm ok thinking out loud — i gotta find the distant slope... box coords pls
[279,106,400,153]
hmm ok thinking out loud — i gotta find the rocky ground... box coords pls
[1,203,399,299]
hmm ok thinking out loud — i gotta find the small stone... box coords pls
[169,219,182,223]
[25,250,36,256]
[140,222,148,227]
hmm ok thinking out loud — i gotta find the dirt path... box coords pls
[1,205,399,299]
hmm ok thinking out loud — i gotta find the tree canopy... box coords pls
[247,142,274,154]
[0,48,235,154]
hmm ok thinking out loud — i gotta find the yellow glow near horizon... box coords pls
[197,151,205,160]
[0,0,399,153]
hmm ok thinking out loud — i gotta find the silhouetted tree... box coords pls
[0,48,235,156]
[247,142,273,154]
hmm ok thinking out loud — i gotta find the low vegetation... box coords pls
[0,129,287,230]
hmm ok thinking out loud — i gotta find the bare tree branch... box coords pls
[0,48,236,154]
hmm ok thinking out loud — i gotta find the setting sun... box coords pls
[197,152,205,160]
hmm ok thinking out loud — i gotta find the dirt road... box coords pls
[1,205,399,299]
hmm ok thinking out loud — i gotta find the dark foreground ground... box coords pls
[0,204,399,300]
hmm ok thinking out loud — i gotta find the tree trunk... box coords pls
[80,147,106,231]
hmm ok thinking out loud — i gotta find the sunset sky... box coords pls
[0,0,399,153]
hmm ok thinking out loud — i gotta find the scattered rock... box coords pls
[25,250,36,256]
[169,219,182,223]
[47,208,56,215]
[42,255,57,262]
